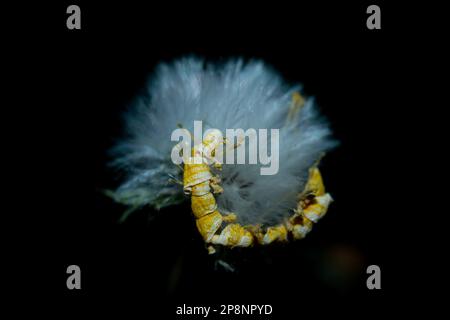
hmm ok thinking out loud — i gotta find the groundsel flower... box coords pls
[109,57,337,250]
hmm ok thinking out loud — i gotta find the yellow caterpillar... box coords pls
[183,93,333,253]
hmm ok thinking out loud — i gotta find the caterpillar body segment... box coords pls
[286,212,314,240]
[302,193,333,223]
[195,210,223,242]
[303,167,326,197]
[211,223,254,247]
[262,225,289,244]
[297,167,333,223]
[191,191,217,218]
[183,161,212,194]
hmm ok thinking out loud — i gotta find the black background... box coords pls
[11,1,428,318]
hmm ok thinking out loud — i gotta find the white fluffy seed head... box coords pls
[110,57,337,224]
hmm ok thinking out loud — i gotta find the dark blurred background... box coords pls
[18,0,419,317]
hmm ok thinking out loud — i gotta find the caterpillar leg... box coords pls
[209,176,224,194]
